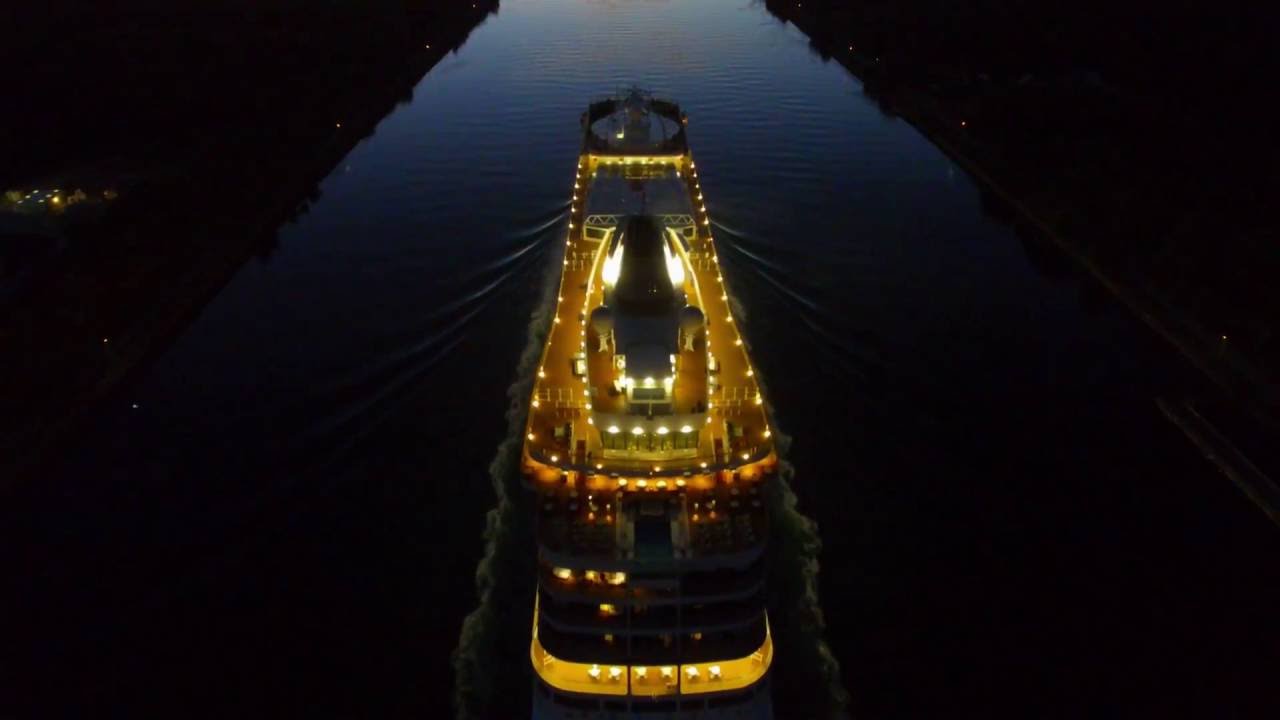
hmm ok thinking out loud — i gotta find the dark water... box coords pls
[5,0,1278,717]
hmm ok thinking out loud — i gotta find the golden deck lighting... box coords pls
[522,92,777,711]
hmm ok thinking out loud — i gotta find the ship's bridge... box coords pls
[584,87,688,155]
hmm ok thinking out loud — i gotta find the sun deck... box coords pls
[523,151,775,480]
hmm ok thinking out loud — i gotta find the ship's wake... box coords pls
[452,229,561,719]
[285,210,564,474]
[712,220,882,386]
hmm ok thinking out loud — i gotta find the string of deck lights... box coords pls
[529,154,771,471]
[690,156,768,423]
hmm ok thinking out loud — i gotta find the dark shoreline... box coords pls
[764,0,1279,427]
[0,2,500,489]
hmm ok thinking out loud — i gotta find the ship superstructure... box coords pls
[524,90,777,718]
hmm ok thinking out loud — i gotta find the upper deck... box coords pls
[523,97,776,560]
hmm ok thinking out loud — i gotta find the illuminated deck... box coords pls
[525,95,775,715]
[523,152,775,480]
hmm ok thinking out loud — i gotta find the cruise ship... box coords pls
[523,90,778,718]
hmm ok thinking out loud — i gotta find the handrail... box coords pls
[531,595,772,698]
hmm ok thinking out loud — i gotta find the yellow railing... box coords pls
[530,597,772,698]
[586,153,686,166]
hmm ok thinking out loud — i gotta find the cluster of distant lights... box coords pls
[9,188,62,206]
[5,187,115,208]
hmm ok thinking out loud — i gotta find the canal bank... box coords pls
[763,0,1280,429]
[0,1,500,489]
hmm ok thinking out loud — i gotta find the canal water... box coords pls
[5,0,1278,718]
